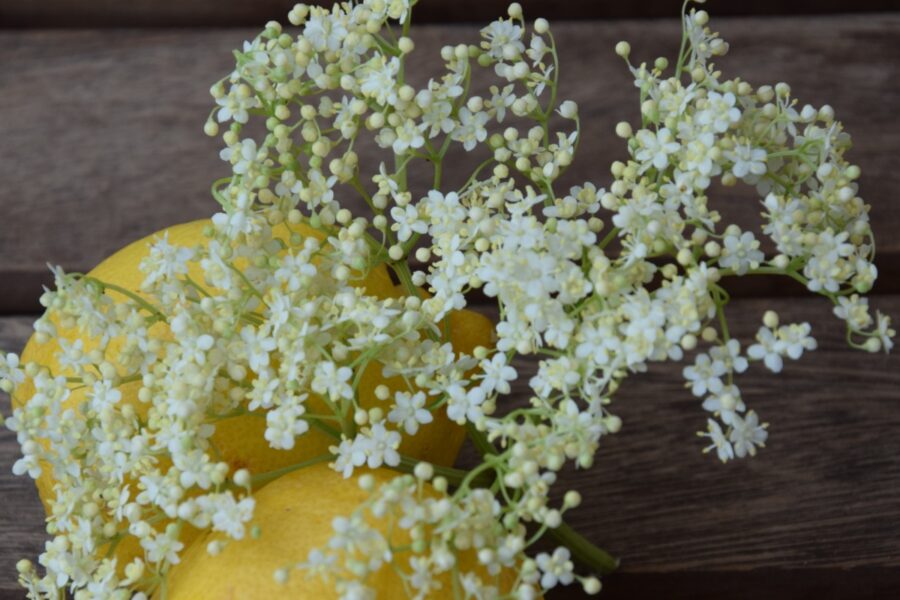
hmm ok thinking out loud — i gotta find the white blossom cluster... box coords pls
[2,0,894,598]
[288,467,598,599]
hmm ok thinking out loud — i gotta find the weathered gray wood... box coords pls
[3,293,900,597]
[1,0,897,28]
[0,316,45,597]
[1,16,900,312]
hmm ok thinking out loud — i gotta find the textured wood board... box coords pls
[1,0,898,27]
[0,317,44,598]
[1,15,899,312]
[2,294,900,597]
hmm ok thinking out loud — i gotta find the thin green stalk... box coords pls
[674,0,692,80]
[82,277,167,322]
[249,453,333,489]
[393,455,494,489]
[598,227,620,251]
[391,260,421,299]
[466,422,498,457]
[547,521,619,576]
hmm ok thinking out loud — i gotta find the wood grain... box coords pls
[1,16,899,312]
[1,0,898,27]
[0,317,45,598]
[3,294,900,597]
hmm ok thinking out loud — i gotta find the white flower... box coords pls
[876,312,895,353]
[407,555,438,594]
[528,34,550,66]
[88,380,122,413]
[0,352,26,391]
[240,325,276,373]
[390,204,428,242]
[392,120,426,155]
[452,108,489,151]
[778,322,817,360]
[208,494,256,540]
[140,233,195,290]
[303,12,348,53]
[833,295,873,331]
[478,353,518,395]
[304,169,339,211]
[173,449,215,490]
[727,143,767,179]
[419,94,455,137]
[702,384,745,425]
[710,339,749,374]
[215,84,260,124]
[312,361,354,402]
[729,411,768,458]
[359,422,402,469]
[388,391,433,435]
[369,0,412,23]
[446,384,487,424]
[140,529,185,566]
[236,138,261,175]
[535,547,574,589]
[332,438,358,478]
[635,127,681,171]
[339,581,376,600]
[56,338,89,374]
[683,352,726,397]
[719,230,764,275]
[701,419,734,462]
[748,322,816,371]
[265,402,311,450]
[488,84,516,122]
[12,439,42,479]
[482,19,524,61]
[747,326,783,372]
[697,91,741,133]
[360,55,400,106]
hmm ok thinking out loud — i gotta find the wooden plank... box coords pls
[1,15,900,312]
[0,317,46,596]
[2,294,900,597]
[1,0,898,28]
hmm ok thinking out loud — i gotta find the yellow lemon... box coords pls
[13,220,390,507]
[12,220,494,574]
[162,463,518,599]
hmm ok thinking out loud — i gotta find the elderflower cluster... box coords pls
[290,467,598,599]
[2,1,894,598]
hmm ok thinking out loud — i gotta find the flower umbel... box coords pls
[2,1,893,598]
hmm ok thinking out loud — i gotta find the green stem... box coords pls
[229,264,268,308]
[249,453,333,489]
[712,285,731,342]
[393,455,494,489]
[547,521,619,576]
[726,265,809,288]
[459,157,497,193]
[674,0,692,80]
[598,227,620,251]
[308,416,342,440]
[433,157,443,189]
[82,277,167,322]
[391,260,420,299]
[466,422,497,457]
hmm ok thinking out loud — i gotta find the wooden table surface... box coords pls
[2,10,900,599]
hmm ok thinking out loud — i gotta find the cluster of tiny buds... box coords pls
[2,0,892,598]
